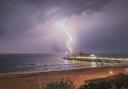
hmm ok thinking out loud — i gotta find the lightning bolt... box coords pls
[63,24,73,53]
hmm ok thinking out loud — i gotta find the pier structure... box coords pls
[64,54,128,63]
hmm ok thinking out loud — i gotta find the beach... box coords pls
[0,66,128,89]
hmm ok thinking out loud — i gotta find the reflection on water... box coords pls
[64,60,68,64]
[64,60,69,68]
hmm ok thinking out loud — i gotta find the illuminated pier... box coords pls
[64,54,128,63]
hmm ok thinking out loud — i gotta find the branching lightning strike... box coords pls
[63,24,73,53]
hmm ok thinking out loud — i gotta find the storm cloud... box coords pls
[0,0,128,53]
[0,0,113,34]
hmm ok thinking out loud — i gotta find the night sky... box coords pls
[0,0,128,53]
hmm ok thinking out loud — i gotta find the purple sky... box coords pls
[0,0,128,53]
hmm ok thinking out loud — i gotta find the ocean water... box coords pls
[0,53,127,75]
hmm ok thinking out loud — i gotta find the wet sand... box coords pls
[0,66,128,89]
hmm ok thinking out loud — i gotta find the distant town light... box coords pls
[109,70,113,74]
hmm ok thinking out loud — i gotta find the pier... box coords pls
[64,56,128,63]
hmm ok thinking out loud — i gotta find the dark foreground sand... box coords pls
[0,66,128,89]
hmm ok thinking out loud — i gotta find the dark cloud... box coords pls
[3,0,128,53]
[0,0,113,41]
[0,0,114,12]
[77,21,128,53]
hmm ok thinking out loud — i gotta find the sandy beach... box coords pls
[0,66,128,89]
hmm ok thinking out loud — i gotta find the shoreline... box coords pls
[0,66,128,89]
[0,65,128,76]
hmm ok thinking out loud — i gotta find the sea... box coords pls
[0,53,128,75]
